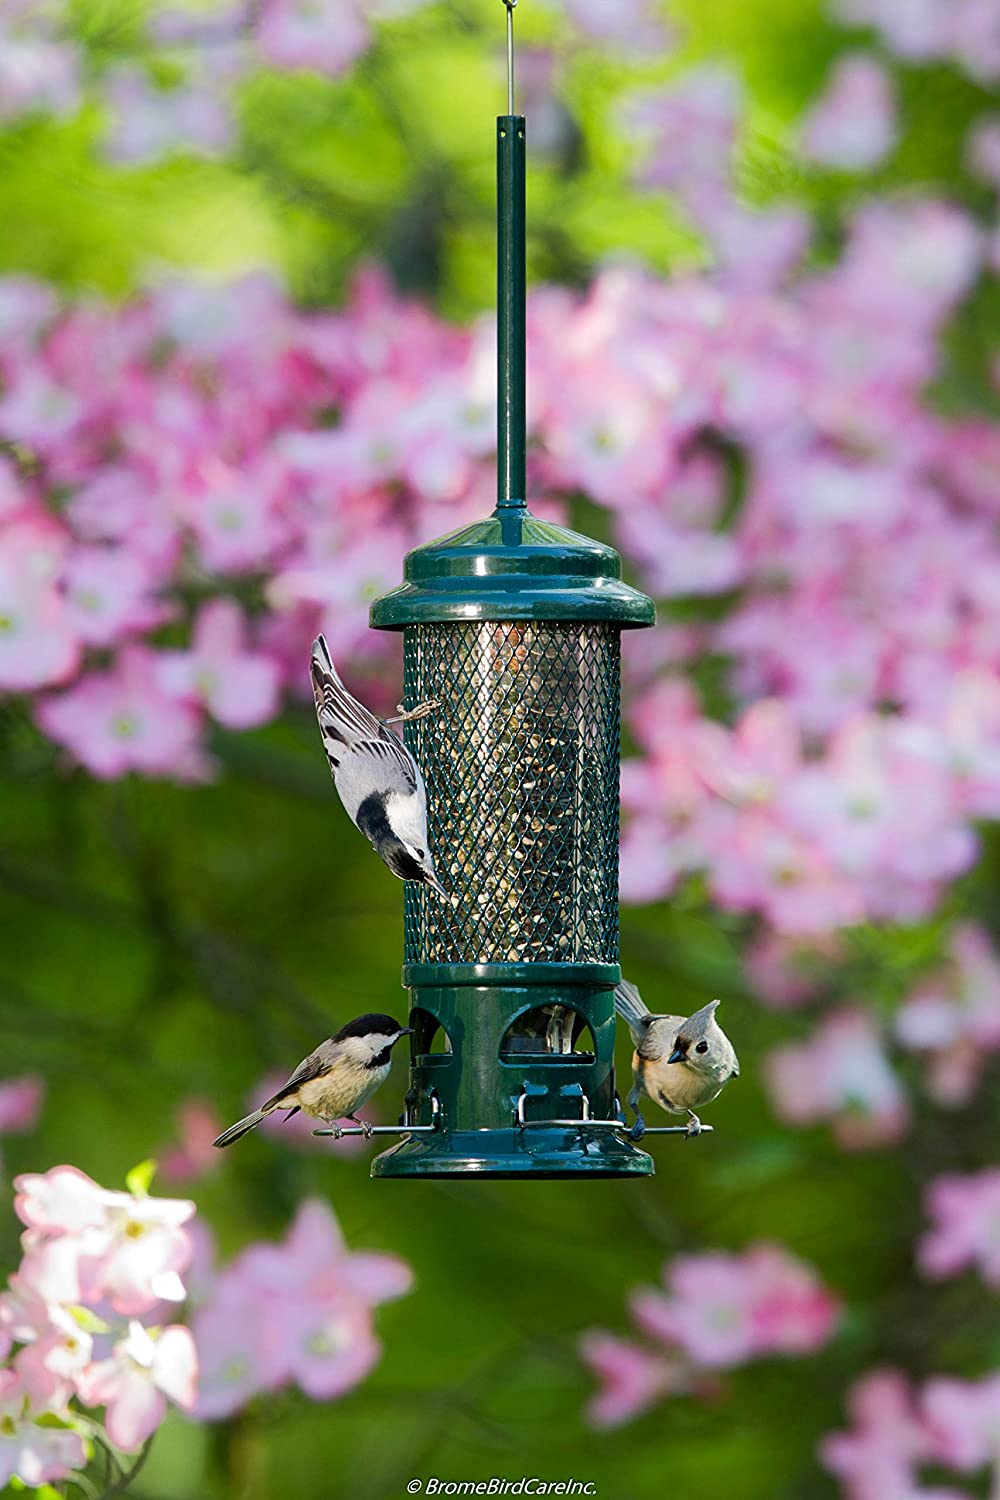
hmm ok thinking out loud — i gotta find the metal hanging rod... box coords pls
[503,0,516,116]
[496,0,526,515]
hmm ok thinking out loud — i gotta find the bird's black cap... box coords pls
[334,1012,406,1041]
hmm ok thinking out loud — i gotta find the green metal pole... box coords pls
[497,113,526,513]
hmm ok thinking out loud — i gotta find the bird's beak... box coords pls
[668,1046,687,1065]
[400,1027,415,1036]
[424,872,450,901]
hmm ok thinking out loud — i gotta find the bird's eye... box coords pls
[696,1040,709,1055]
[415,848,425,859]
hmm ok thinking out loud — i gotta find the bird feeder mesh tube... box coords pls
[402,621,621,966]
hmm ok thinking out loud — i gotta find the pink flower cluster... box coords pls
[0,1165,198,1483]
[822,1368,1000,1500]
[1,0,433,154]
[895,923,1000,1106]
[0,1,80,124]
[0,205,993,938]
[760,921,1000,1147]
[833,0,1000,84]
[758,912,1000,1146]
[800,52,897,170]
[0,0,670,163]
[191,1198,412,1419]
[580,1243,840,1428]
[0,1163,414,1482]
[766,1009,909,1149]
[622,677,993,935]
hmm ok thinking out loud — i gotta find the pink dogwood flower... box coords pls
[630,1243,840,1369]
[256,0,371,77]
[621,68,742,203]
[743,932,842,1011]
[37,647,205,780]
[0,1370,85,1488]
[0,554,79,693]
[921,1374,1000,1474]
[14,1305,93,1410]
[60,545,168,649]
[189,1276,265,1422]
[102,64,235,165]
[578,1332,684,1429]
[0,31,81,124]
[765,1010,909,1147]
[14,1165,195,1316]
[800,54,897,171]
[581,1244,838,1427]
[77,1321,197,1451]
[160,1100,226,1184]
[556,0,669,51]
[896,923,1000,1106]
[0,1076,44,1135]
[177,457,290,576]
[192,1198,412,1420]
[158,600,282,730]
[820,1369,939,1500]
[919,1170,1000,1287]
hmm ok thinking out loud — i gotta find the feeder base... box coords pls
[370,1127,654,1179]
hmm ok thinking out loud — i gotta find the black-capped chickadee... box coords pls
[212,1013,413,1148]
[614,979,739,1139]
[310,635,448,899]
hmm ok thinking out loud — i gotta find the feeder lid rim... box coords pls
[369,510,655,630]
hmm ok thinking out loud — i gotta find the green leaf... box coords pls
[68,1304,110,1334]
[125,1159,157,1198]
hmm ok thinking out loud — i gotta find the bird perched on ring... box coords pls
[310,635,448,899]
[211,1013,413,1148]
[614,979,739,1140]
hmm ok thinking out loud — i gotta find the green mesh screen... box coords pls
[402,621,621,965]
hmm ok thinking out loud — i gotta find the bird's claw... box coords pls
[383,699,441,725]
[361,1121,374,1140]
[685,1114,703,1139]
[629,1114,647,1143]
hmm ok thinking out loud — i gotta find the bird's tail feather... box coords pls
[212,1109,267,1149]
[311,632,337,682]
[614,978,651,1030]
[310,634,384,748]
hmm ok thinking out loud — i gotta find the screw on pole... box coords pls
[497,0,526,516]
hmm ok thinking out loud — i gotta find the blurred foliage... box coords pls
[5,0,991,313]
[2,2,999,1499]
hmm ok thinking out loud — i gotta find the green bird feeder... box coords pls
[366,0,656,1178]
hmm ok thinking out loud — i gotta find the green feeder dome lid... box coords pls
[369,509,655,630]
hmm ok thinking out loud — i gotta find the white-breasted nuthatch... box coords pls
[614,979,739,1139]
[310,635,448,898]
[212,1013,413,1147]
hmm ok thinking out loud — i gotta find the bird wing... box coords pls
[311,635,418,793]
[260,1040,337,1112]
